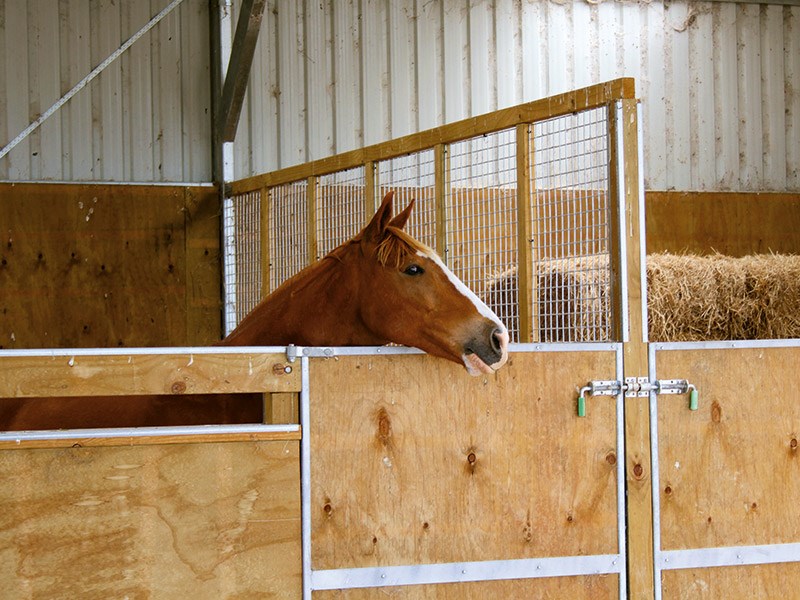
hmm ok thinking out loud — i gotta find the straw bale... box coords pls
[482,253,800,342]
[647,252,800,341]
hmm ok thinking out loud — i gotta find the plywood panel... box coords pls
[314,574,618,599]
[0,352,300,398]
[655,346,800,551]
[662,563,800,600]
[645,192,800,257]
[0,440,301,598]
[309,351,620,570]
[0,183,221,348]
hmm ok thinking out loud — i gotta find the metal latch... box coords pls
[577,378,698,417]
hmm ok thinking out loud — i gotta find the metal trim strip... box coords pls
[0,423,299,442]
[311,554,624,591]
[652,339,800,352]
[661,543,800,571]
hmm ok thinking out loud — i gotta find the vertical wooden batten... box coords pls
[515,124,533,343]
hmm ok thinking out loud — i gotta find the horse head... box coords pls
[222,191,509,376]
[353,191,509,375]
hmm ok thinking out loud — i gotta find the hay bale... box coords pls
[647,253,800,341]
[482,253,800,342]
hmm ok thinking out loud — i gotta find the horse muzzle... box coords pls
[461,323,509,376]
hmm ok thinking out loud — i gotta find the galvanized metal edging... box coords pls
[311,553,625,591]
[651,339,800,352]
[0,423,299,444]
[660,542,800,570]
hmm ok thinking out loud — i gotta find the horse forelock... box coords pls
[376,226,435,268]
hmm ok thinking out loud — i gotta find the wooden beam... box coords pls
[219,0,267,142]
[614,99,656,600]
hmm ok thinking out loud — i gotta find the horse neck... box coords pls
[221,242,385,347]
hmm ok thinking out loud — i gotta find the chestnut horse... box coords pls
[220,191,509,374]
[1,192,508,431]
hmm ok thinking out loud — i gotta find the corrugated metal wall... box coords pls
[1,1,798,191]
[235,0,800,192]
[0,0,211,182]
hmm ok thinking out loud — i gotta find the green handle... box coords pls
[578,395,586,417]
[689,388,699,411]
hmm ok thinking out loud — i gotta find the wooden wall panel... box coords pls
[309,352,620,572]
[662,564,800,599]
[645,192,800,257]
[0,440,301,597]
[0,183,221,348]
[655,346,800,551]
[314,574,619,599]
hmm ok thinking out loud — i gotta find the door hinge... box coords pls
[577,378,698,417]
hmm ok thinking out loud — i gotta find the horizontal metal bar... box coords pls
[0,423,300,443]
[653,339,800,352]
[0,346,289,358]
[312,554,623,591]
[513,342,621,353]
[661,542,800,571]
[299,346,423,358]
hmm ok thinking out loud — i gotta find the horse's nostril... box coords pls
[491,328,503,352]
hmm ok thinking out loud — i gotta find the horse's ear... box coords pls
[362,191,395,243]
[388,198,414,230]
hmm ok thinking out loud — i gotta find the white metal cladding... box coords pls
[234,0,800,193]
[0,0,212,183]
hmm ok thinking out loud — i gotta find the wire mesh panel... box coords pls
[223,191,262,334]
[532,106,612,342]
[446,129,520,341]
[315,167,366,259]
[268,182,309,293]
[377,150,437,250]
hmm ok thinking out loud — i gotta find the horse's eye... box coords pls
[403,264,424,276]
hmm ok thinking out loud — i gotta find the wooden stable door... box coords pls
[651,341,800,599]
[305,349,626,598]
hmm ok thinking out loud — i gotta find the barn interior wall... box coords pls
[0,183,222,349]
[235,0,800,193]
[0,0,212,183]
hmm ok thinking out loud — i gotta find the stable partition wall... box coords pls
[0,348,303,597]
[649,340,800,599]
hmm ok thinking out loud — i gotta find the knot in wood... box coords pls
[376,408,392,445]
[171,381,187,394]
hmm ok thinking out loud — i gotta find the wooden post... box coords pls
[516,124,533,343]
[365,160,377,217]
[610,98,654,599]
[307,175,318,262]
[260,186,271,296]
[434,144,448,257]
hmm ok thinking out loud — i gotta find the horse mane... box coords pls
[376,225,433,268]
